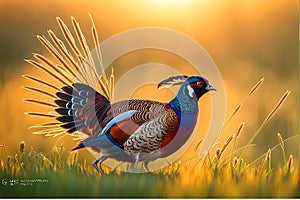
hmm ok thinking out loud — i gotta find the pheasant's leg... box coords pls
[92,155,108,173]
[134,152,140,171]
[143,161,150,173]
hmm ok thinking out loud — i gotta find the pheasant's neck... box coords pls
[162,90,199,157]
[169,95,198,115]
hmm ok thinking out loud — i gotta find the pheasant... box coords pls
[55,75,216,171]
[23,15,216,172]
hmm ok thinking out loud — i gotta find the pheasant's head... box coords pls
[159,75,216,112]
[158,75,216,101]
[184,76,216,100]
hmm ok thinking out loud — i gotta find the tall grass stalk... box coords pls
[277,133,287,170]
[239,90,290,161]
[222,78,264,129]
[261,148,272,171]
[232,122,245,156]
[248,134,298,167]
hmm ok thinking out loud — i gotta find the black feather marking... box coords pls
[66,102,72,109]
[57,116,74,123]
[55,108,70,115]
[72,142,85,151]
[73,83,94,91]
[67,127,77,133]
[56,92,72,101]
[62,85,75,94]
[67,122,85,133]
[54,100,72,108]
[61,123,75,129]
[53,83,111,136]
[157,75,188,89]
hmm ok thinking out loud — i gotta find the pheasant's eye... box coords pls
[196,81,204,87]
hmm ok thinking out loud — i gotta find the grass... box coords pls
[0,139,298,198]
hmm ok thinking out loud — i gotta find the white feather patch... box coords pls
[98,110,137,136]
[187,85,194,97]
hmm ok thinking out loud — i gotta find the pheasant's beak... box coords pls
[206,84,217,91]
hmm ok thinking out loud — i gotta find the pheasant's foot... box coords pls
[92,155,108,173]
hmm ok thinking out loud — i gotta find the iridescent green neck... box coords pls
[169,86,198,114]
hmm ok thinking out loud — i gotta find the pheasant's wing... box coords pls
[93,100,169,145]
[72,101,172,154]
[72,109,139,156]
[123,106,179,155]
[72,106,179,164]
[55,83,111,136]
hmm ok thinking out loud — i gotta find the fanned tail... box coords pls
[23,14,114,139]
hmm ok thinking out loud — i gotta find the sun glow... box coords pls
[153,0,191,5]
[149,0,207,9]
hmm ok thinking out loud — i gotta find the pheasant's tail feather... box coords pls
[72,141,85,151]
[54,83,111,135]
[157,75,188,89]
[23,15,114,138]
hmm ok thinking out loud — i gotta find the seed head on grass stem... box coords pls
[261,148,272,170]
[287,155,293,172]
[215,148,221,160]
[277,133,287,170]
[232,122,245,155]
[219,134,233,159]
[277,133,284,150]
[267,149,272,171]
[213,134,234,162]
[214,122,245,162]
[236,122,245,138]
[263,91,290,125]
[232,156,238,166]
[19,141,25,153]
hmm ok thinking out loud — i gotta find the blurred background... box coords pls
[0,0,298,166]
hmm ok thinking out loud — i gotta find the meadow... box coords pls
[0,80,298,197]
[0,0,299,198]
[0,131,298,198]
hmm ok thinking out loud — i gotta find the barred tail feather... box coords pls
[23,15,114,139]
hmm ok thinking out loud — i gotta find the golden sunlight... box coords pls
[152,0,193,5]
